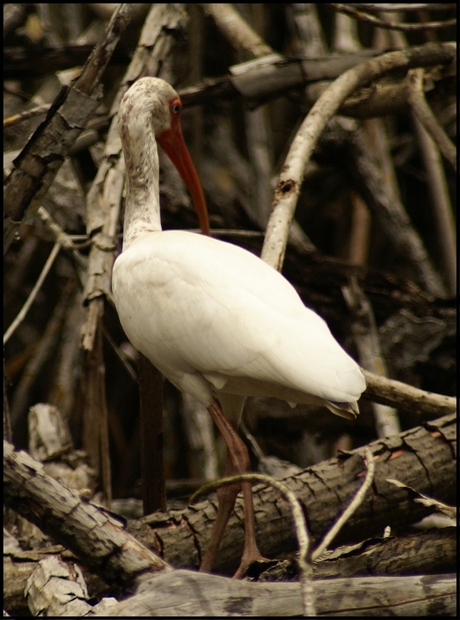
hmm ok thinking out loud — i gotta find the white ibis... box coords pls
[112,77,366,577]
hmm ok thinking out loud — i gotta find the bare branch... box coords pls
[407,68,456,172]
[260,43,456,273]
[37,206,87,274]
[200,3,273,59]
[362,370,456,416]
[329,4,456,31]
[3,440,171,588]
[3,242,61,345]
[349,4,456,11]
[3,4,135,253]
[407,70,456,296]
[3,104,50,129]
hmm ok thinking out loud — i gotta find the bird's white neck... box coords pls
[120,108,162,249]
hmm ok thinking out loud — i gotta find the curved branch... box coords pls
[261,42,456,273]
[329,4,456,31]
[407,68,456,172]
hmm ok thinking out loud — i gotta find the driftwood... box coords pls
[4,432,456,616]
[4,529,456,616]
[4,545,77,616]
[3,441,171,589]
[94,570,456,617]
[4,527,455,616]
[128,412,456,574]
[5,414,454,578]
[25,555,96,617]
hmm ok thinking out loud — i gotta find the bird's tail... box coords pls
[324,399,360,420]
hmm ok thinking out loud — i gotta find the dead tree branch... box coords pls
[131,413,455,575]
[3,4,134,252]
[329,3,456,31]
[3,440,171,589]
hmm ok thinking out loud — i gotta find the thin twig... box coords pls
[209,229,265,238]
[191,472,315,617]
[102,325,137,383]
[10,280,76,426]
[37,206,87,272]
[3,104,50,128]
[329,4,456,31]
[312,447,374,560]
[407,68,456,172]
[349,4,456,11]
[4,242,61,345]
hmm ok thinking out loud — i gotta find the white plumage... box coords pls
[114,230,364,419]
[112,77,366,576]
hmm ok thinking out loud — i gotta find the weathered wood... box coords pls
[3,441,171,589]
[129,413,456,574]
[25,555,92,617]
[4,545,66,615]
[4,527,455,614]
[312,527,456,579]
[3,428,456,616]
[4,414,455,583]
[28,403,96,493]
[177,41,456,112]
[3,4,135,252]
[95,570,456,617]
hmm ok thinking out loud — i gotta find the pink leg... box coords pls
[200,398,265,578]
[199,449,240,573]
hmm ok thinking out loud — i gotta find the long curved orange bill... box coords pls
[157,111,210,236]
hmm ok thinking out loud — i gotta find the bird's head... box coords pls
[119,77,210,235]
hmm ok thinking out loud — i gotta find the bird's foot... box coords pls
[232,547,269,579]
